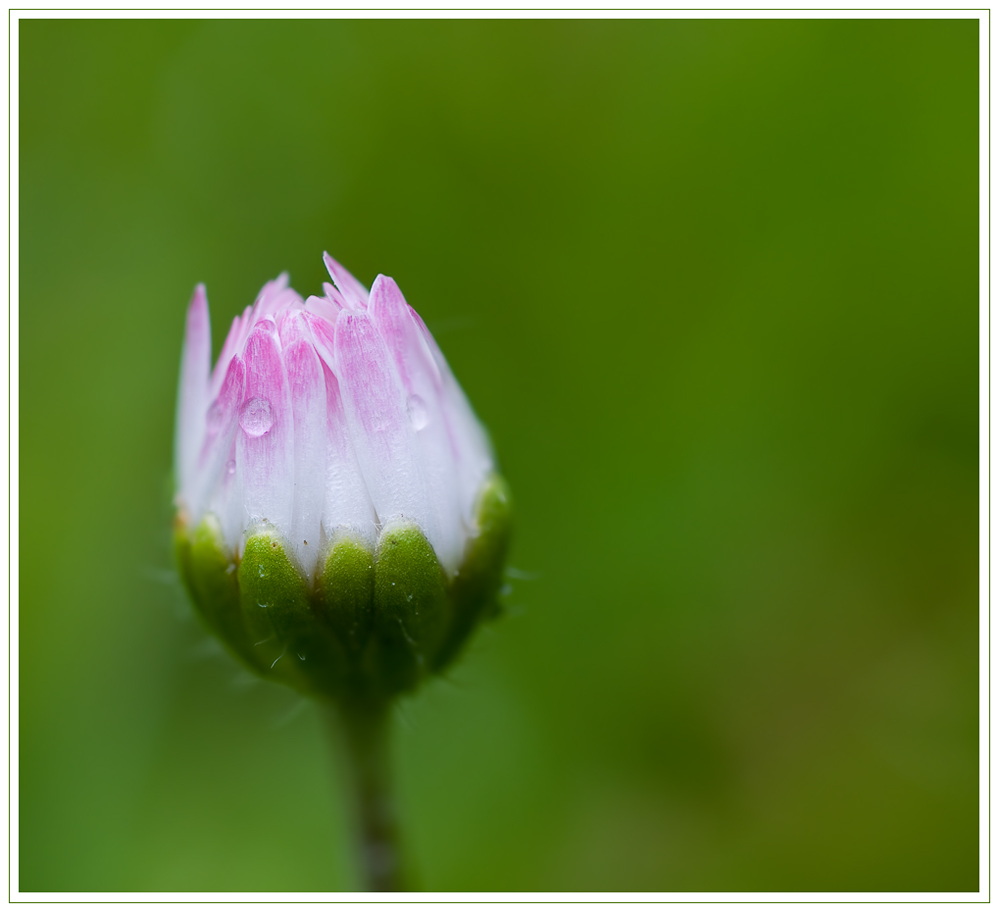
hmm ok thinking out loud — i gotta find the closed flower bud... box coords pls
[174,254,512,701]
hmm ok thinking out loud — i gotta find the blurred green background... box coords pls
[19,19,979,892]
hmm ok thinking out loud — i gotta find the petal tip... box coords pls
[187,283,209,321]
[369,273,403,305]
[323,252,370,307]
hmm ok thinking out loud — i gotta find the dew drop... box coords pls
[406,394,429,431]
[205,401,225,433]
[226,459,236,475]
[240,397,274,437]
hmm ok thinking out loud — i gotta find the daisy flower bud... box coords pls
[173,254,512,701]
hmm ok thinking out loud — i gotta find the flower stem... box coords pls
[329,698,408,892]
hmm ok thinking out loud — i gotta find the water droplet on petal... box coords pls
[406,394,429,431]
[240,397,274,437]
[226,459,236,475]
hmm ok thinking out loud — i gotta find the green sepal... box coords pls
[317,534,376,655]
[239,527,340,690]
[371,523,449,694]
[177,514,269,676]
[435,472,513,671]
[240,527,311,635]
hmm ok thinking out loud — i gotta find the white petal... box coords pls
[319,361,378,547]
[237,324,295,536]
[370,275,464,572]
[210,434,246,557]
[410,309,494,530]
[193,354,245,529]
[282,313,329,578]
[176,284,211,510]
[333,310,436,548]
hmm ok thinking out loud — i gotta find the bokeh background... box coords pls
[19,19,980,892]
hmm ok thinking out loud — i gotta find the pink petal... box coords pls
[300,309,338,372]
[237,324,295,535]
[323,252,369,311]
[322,281,349,311]
[369,275,435,390]
[334,310,433,542]
[199,355,246,472]
[176,283,211,505]
[254,272,289,312]
[276,309,301,350]
[212,305,255,398]
[302,308,385,542]
[195,355,246,540]
[255,317,277,337]
[258,286,303,321]
[303,294,341,326]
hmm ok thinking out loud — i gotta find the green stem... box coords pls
[329,699,407,892]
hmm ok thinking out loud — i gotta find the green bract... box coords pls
[175,473,513,701]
